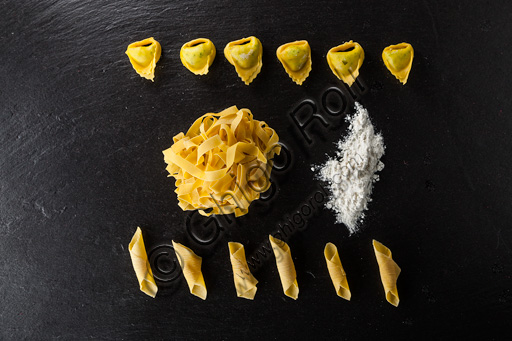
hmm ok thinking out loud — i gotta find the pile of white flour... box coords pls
[313,102,385,234]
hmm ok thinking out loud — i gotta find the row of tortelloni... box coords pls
[126,37,414,85]
[129,227,401,307]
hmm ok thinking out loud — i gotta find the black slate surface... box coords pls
[1,0,511,339]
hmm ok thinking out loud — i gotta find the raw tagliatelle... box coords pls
[163,106,281,217]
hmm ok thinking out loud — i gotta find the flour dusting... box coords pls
[313,102,385,234]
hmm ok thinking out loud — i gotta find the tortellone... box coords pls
[180,38,216,75]
[276,40,312,85]
[224,36,263,85]
[125,37,161,81]
[327,40,365,87]
[382,42,414,84]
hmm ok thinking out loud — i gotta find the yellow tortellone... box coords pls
[382,43,414,85]
[180,38,216,75]
[224,36,263,85]
[276,40,312,85]
[327,40,365,87]
[125,37,161,81]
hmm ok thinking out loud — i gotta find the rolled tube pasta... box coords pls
[269,235,299,300]
[228,242,258,300]
[373,240,401,307]
[172,241,207,300]
[128,227,158,298]
[324,242,351,300]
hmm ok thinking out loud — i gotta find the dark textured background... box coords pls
[1,0,511,339]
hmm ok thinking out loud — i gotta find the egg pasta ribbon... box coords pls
[128,227,158,298]
[163,106,281,217]
[269,235,299,300]
[373,240,401,307]
[228,242,258,300]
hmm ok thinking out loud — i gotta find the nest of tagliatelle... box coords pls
[163,106,281,217]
